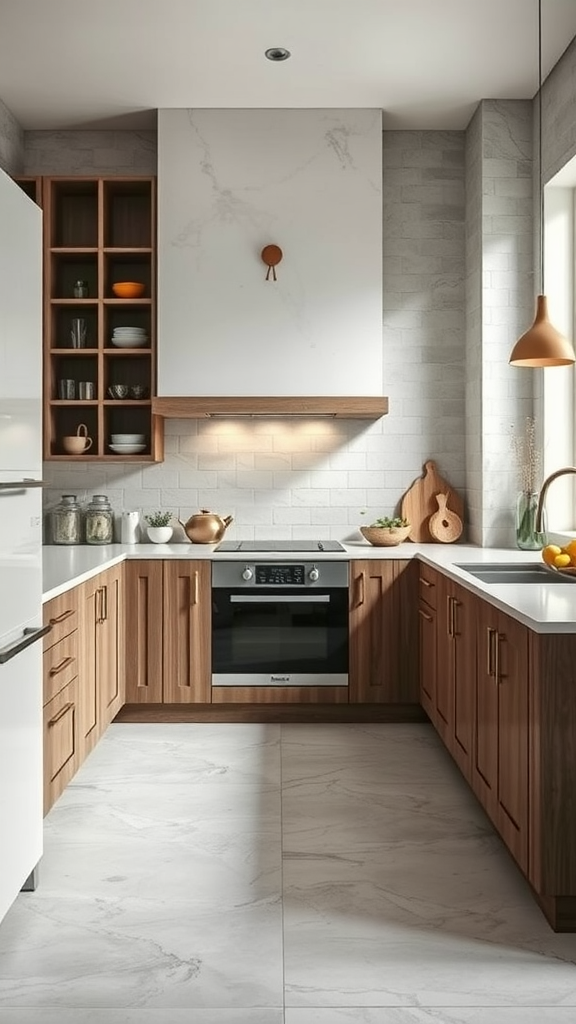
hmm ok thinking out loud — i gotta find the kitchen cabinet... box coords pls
[124,560,211,704]
[418,562,438,722]
[349,559,419,706]
[42,589,80,815]
[472,601,529,873]
[436,574,475,780]
[78,562,124,757]
[41,175,163,463]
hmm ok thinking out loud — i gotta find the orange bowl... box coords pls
[112,281,145,298]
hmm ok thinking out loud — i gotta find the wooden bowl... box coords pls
[360,525,411,547]
[112,281,145,298]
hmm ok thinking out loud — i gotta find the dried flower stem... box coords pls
[510,416,541,494]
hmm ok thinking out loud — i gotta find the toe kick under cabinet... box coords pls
[419,563,576,932]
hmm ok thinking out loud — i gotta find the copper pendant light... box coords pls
[509,0,576,367]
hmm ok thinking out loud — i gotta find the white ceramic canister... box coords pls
[121,510,140,544]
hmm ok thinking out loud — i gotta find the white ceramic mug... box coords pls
[121,510,140,544]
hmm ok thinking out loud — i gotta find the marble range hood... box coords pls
[156,109,386,419]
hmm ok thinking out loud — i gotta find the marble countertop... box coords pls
[42,540,576,633]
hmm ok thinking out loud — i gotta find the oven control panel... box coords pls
[212,561,349,588]
[255,563,305,585]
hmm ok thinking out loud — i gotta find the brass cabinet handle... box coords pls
[47,701,74,727]
[446,595,452,637]
[419,576,433,588]
[452,598,459,637]
[496,632,504,683]
[102,584,108,622]
[418,608,433,622]
[193,570,199,606]
[49,608,74,625]
[357,571,365,607]
[49,655,75,677]
[486,627,495,676]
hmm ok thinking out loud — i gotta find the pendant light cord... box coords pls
[538,0,544,294]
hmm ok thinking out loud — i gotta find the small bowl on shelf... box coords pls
[360,524,411,547]
[107,384,130,399]
[110,433,145,444]
[112,282,145,299]
[129,384,149,399]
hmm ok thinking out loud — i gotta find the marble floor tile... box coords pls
[74,722,281,787]
[0,893,283,1008]
[285,1010,576,1024]
[1,721,576,1016]
[0,1011,283,1024]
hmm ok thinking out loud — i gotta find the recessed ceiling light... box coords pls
[265,47,291,62]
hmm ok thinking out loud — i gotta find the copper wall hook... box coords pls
[261,245,283,281]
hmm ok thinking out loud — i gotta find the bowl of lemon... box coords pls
[541,541,576,578]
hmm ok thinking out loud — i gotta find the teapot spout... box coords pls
[223,515,234,529]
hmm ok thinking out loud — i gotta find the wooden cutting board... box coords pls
[401,460,464,542]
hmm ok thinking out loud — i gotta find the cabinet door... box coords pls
[162,561,211,703]
[98,564,124,727]
[496,610,529,873]
[349,559,418,704]
[473,600,499,820]
[78,577,100,757]
[418,564,438,721]
[43,677,80,816]
[451,582,475,781]
[435,573,453,744]
[124,560,164,703]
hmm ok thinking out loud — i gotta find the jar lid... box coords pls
[60,494,78,503]
[90,494,109,503]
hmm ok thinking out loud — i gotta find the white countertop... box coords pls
[42,540,576,633]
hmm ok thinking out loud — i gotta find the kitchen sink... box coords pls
[455,562,576,584]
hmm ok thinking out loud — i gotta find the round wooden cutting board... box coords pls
[429,493,463,543]
[401,460,464,542]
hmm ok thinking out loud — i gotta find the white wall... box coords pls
[157,109,383,397]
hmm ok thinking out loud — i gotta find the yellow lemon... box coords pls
[553,553,571,568]
[562,539,576,565]
[542,544,562,566]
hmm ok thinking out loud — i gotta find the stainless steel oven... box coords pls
[211,561,349,687]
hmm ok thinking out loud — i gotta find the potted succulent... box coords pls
[144,510,174,544]
[360,514,411,547]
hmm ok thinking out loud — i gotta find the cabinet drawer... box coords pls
[43,632,78,705]
[44,589,78,649]
[418,562,438,609]
[43,677,79,815]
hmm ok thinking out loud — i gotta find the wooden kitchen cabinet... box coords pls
[436,574,476,780]
[43,589,80,814]
[418,562,438,722]
[349,559,419,705]
[41,175,163,463]
[124,560,211,704]
[78,562,124,757]
[472,601,529,873]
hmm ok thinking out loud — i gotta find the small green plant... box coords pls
[145,510,173,528]
[360,512,409,529]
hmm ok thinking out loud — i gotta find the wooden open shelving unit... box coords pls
[15,175,162,462]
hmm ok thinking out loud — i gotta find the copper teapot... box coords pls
[178,508,234,544]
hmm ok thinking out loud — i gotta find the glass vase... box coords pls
[515,490,546,550]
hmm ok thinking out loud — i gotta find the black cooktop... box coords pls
[214,540,345,553]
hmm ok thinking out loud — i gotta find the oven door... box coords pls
[212,586,348,686]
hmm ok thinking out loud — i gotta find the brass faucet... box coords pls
[536,467,576,532]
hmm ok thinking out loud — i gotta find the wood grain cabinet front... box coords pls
[43,590,80,814]
[43,678,80,815]
[349,559,419,706]
[124,560,211,704]
[78,562,124,758]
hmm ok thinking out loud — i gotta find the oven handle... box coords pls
[229,594,331,603]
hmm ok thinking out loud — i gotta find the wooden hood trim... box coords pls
[152,396,388,419]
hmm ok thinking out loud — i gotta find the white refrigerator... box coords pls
[0,168,46,923]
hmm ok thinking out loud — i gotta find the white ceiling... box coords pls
[3,0,576,131]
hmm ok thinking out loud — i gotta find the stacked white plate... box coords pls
[111,327,148,349]
[109,432,147,454]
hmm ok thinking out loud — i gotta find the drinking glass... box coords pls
[70,318,87,348]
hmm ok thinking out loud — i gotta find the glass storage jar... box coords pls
[85,494,114,545]
[52,494,82,545]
